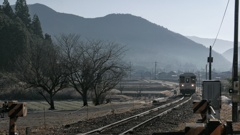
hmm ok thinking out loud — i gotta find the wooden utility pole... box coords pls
[208,46,213,80]
[232,0,239,122]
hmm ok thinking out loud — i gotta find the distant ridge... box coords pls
[222,47,240,62]
[27,3,231,71]
[187,36,235,54]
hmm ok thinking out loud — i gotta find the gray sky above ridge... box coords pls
[1,0,237,42]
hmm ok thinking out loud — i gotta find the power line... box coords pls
[212,0,230,48]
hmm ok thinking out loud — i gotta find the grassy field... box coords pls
[0,79,178,134]
[13,79,178,112]
[24,100,136,112]
[23,100,85,111]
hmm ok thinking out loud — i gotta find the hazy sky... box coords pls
[2,0,237,41]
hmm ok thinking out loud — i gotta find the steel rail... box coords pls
[79,96,184,135]
[119,96,192,135]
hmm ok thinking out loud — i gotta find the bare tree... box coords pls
[56,34,127,106]
[15,37,68,110]
[90,43,127,105]
[92,67,126,105]
[56,34,89,106]
[118,82,125,94]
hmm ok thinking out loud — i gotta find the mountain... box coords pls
[27,4,231,71]
[222,47,240,62]
[187,36,234,54]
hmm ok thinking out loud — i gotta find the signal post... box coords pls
[1,101,27,135]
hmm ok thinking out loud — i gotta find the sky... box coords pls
[1,0,237,42]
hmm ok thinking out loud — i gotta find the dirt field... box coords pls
[1,99,238,134]
[0,80,178,134]
[6,80,238,134]
[0,100,151,135]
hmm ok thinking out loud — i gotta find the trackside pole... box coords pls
[207,46,213,80]
[232,0,239,122]
[9,116,18,135]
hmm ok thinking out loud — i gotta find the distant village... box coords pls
[128,70,232,81]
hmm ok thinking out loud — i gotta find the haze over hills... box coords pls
[27,3,231,72]
[187,36,235,54]
[187,36,240,63]
[222,47,240,62]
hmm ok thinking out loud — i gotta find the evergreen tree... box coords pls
[2,0,14,18]
[31,14,43,38]
[15,0,31,27]
[44,33,52,44]
[0,3,2,12]
[0,13,28,71]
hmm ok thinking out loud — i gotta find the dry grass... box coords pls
[26,100,82,111]
[220,103,232,122]
[0,100,149,134]
[221,103,240,131]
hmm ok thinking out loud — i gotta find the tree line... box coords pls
[0,0,128,110]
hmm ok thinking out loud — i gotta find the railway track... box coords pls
[79,96,191,135]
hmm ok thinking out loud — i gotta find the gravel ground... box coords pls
[1,95,236,135]
[133,100,196,134]
[52,102,168,134]
[0,101,151,135]
[50,97,194,135]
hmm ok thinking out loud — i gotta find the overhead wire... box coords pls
[212,0,230,48]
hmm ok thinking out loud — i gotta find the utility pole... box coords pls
[206,64,208,80]
[232,0,239,122]
[154,62,157,80]
[129,62,132,80]
[208,46,213,80]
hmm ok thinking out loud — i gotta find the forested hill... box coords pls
[0,2,49,71]
[28,3,231,71]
